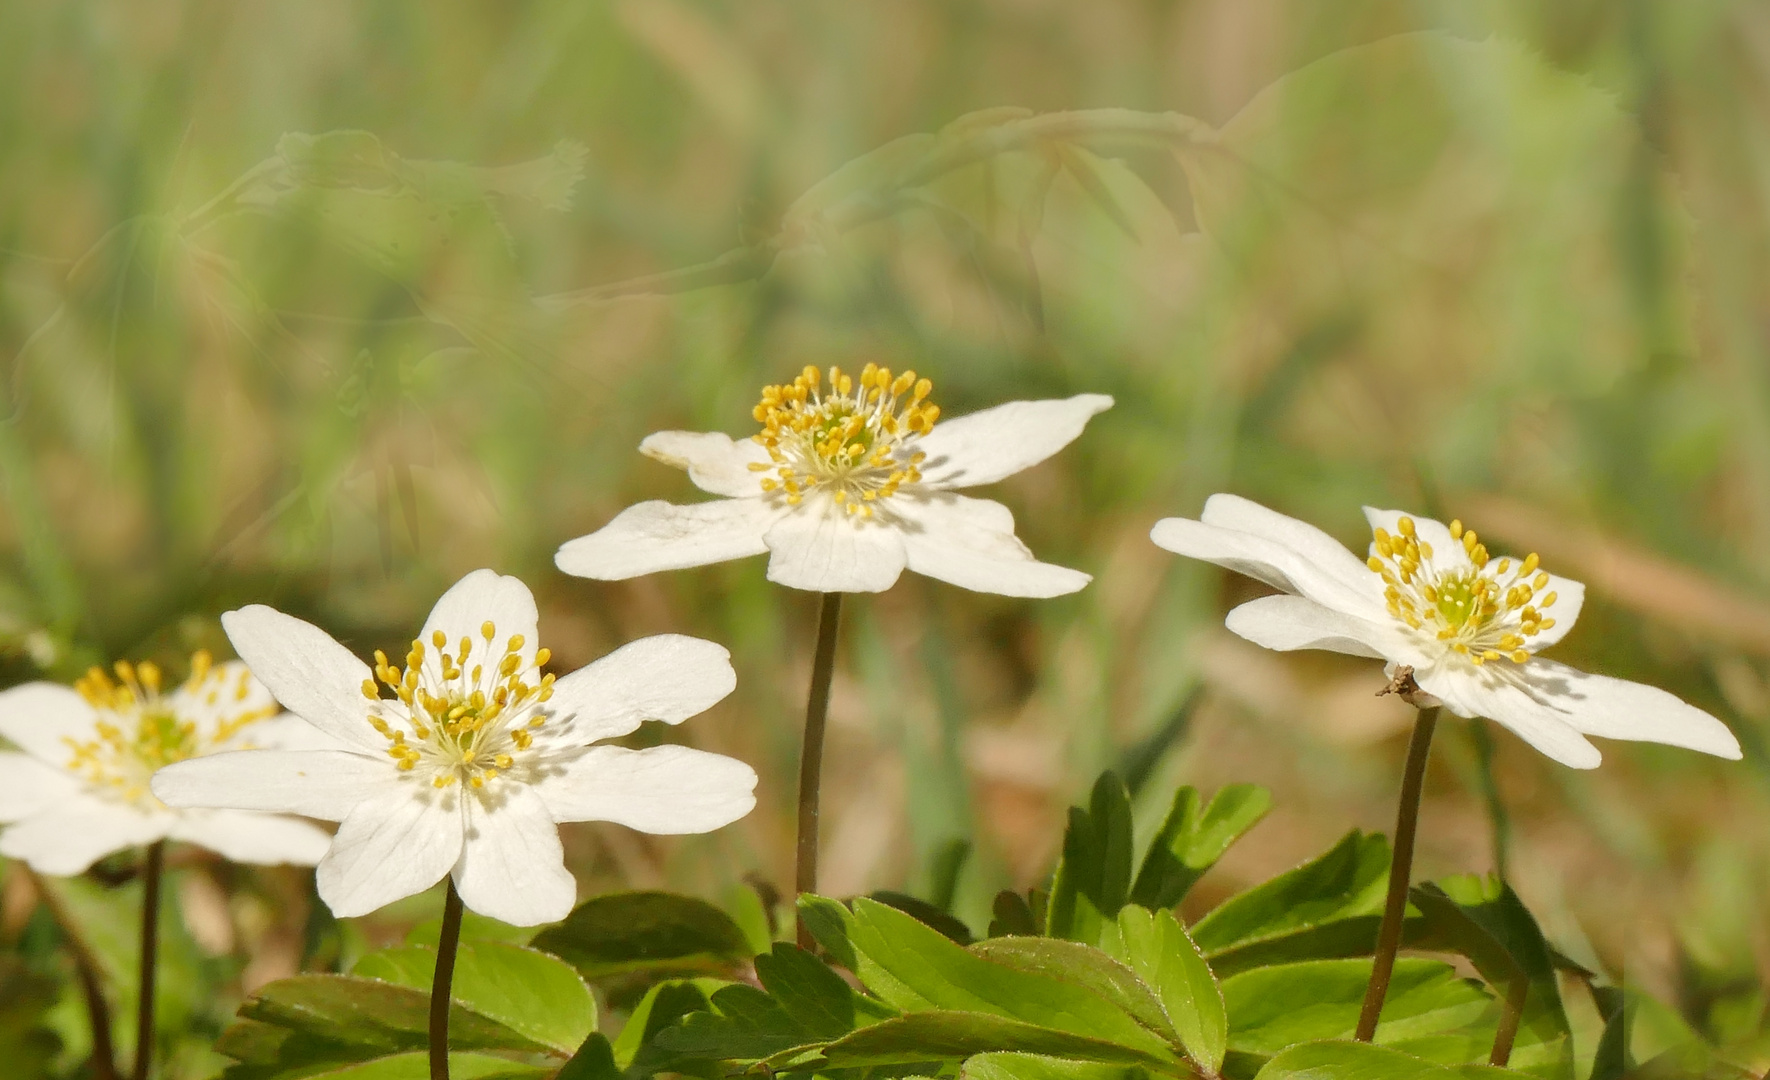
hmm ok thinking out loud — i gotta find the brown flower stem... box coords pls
[25,867,118,1080]
[795,592,844,949]
[1356,705,1440,1041]
[133,841,165,1080]
[429,879,465,1080]
[1489,971,1529,1066]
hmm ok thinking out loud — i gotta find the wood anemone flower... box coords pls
[1151,494,1742,769]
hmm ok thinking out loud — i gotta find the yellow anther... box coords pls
[1449,519,1463,540]
[362,679,379,700]
[1541,591,1557,608]
[432,630,447,648]
[507,634,525,653]
[1397,516,1416,538]
[1538,617,1555,631]
[802,364,820,386]
[1520,553,1539,577]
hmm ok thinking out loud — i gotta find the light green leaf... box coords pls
[754,942,891,1038]
[1252,1040,1520,1078]
[962,1053,1158,1080]
[1047,771,1135,944]
[529,892,751,982]
[609,980,710,1071]
[1111,906,1227,1073]
[1224,959,1490,1065]
[1131,784,1273,910]
[350,942,596,1054]
[234,974,549,1056]
[294,1051,550,1079]
[970,936,1173,1040]
[814,1011,1176,1069]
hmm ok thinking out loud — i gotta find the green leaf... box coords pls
[0,958,62,1079]
[814,1011,1177,1069]
[842,897,1177,1063]
[556,1033,623,1080]
[1110,906,1227,1073]
[1190,830,1391,975]
[652,983,812,1062]
[234,974,550,1056]
[1223,959,1491,1066]
[350,942,596,1054]
[529,892,750,982]
[1251,1040,1518,1079]
[250,1050,550,1079]
[403,910,531,948]
[1131,784,1273,910]
[1047,772,1135,944]
[962,1053,1158,1080]
[873,890,976,944]
[970,937,1173,1040]
[990,891,1040,938]
[798,894,860,971]
[609,980,711,1071]
[754,942,893,1037]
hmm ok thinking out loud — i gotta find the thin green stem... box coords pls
[26,868,118,1080]
[795,592,844,949]
[429,879,465,1080]
[1356,706,1439,1042]
[132,841,165,1080]
[1489,972,1529,1066]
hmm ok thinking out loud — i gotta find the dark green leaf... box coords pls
[652,983,813,1062]
[799,894,860,971]
[962,1053,1158,1080]
[235,974,550,1055]
[556,1033,623,1080]
[1587,985,1627,1080]
[1131,784,1273,910]
[969,936,1172,1039]
[0,958,61,1079]
[1251,1040,1518,1079]
[351,942,596,1054]
[610,980,711,1071]
[1190,830,1389,973]
[842,898,1177,1062]
[754,942,892,1038]
[990,891,1040,938]
[814,1011,1176,1069]
[1047,772,1135,944]
[1110,906,1227,1073]
[873,890,976,944]
[529,892,750,982]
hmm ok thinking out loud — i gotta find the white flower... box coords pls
[151,569,757,926]
[0,654,335,875]
[555,364,1112,596]
[1151,495,1743,769]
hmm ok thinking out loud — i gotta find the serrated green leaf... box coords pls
[813,1011,1176,1069]
[1251,1039,1519,1079]
[1047,772,1135,944]
[970,936,1172,1040]
[1111,906,1227,1073]
[754,943,889,1038]
[1191,830,1390,970]
[844,898,1177,1063]
[610,980,711,1071]
[350,942,595,1054]
[529,892,750,982]
[652,983,813,1063]
[961,1053,1157,1080]
[1131,784,1273,910]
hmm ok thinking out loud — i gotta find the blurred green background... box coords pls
[3,0,1770,1071]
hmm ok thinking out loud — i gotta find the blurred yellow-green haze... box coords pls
[4,0,1770,1061]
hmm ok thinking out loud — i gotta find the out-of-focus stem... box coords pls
[1356,706,1439,1041]
[25,867,118,1080]
[429,879,465,1080]
[133,841,165,1080]
[1490,972,1529,1066]
[795,592,844,949]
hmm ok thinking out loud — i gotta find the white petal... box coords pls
[421,569,540,682]
[168,810,333,866]
[1414,665,1602,769]
[896,493,1090,598]
[317,783,464,918]
[916,394,1113,489]
[222,606,384,753]
[1515,660,1741,759]
[555,498,778,580]
[168,660,278,743]
[535,745,757,833]
[1362,507,1473,573]
[0,800,170,875]
[1224,595,1412,661]
[225,712,358,753]
[763,501,907,592]
[1526,573,1584,649]
[0,753,81,821]
[541,635,736,745]
[0,683,98,766]
[152,750,392,822]
[640,430,773,498]
[1150,514,1385,620]
[1205,495,1379,595]
[452,785,575,926]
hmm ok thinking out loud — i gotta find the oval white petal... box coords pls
[1224,595,1412,661]
[228,712,359,753]
[317,784,464,918]
[452,784,576,926]
[916,394,1113,489]
[1205,495,1379,595]
[168,809,333,866]
[1150,514,1385,621]
[222,606,385,753]
[421,569,540,675]
[1414,665,1602,769]
[0,798,170,875]
[763,501,908,593]
[1516,659,1741,759]
[0,683,98,765]
[167,660,278,744]
[542,635,736,745]
[896,493,1090,598]
[0,752,82,821]
[556,498,777,580]
[1362,507,1472,572]
[536,744,757,833]
[152,749,391,822]
[641,430,773,498]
